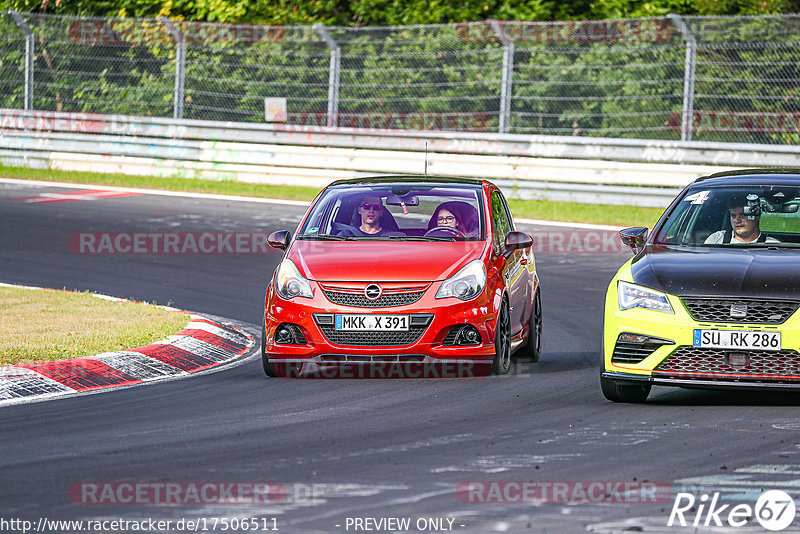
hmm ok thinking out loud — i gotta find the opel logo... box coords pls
[730,304,748,319]
[364,284,383,300]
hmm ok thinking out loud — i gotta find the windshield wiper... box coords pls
[691,242,800,249]
[387,235,457,241]
[725,242,800,248]
[764,243,800,249]
[297,234,352,241]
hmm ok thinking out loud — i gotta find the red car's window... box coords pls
[491,191,513,253]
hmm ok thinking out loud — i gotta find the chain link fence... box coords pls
[1,12,799,144]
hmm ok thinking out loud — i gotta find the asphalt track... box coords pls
[2,180,800,534]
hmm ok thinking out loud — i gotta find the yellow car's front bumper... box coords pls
[603,261,800,390]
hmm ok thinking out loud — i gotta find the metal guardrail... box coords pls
[0,109,793,207]
[2,109,794,166]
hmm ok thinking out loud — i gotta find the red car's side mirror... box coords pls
[504,231,533,255]
[268,230,292,251]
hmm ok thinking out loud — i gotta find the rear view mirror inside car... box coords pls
[385,193,419,206]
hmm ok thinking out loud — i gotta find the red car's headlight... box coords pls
[436,260,486,301]
[275,259,313,299]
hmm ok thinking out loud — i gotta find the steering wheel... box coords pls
[424,226,466,238]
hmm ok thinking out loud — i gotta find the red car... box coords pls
[262,177,541,377]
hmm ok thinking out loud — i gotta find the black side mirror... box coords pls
[268,230,292,251]
[504,231,533,255]
[619,227,648,254]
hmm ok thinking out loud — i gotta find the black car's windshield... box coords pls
[298,184,485,241]
[653,185,800,247]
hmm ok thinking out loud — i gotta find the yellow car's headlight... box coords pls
[617,281,673,314]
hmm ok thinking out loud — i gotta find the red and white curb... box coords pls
[0,285,256,406]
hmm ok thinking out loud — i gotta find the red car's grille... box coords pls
[316,325,428,346]
[680,298,799,324]
[654,346,800,379]
[322,290,425,308]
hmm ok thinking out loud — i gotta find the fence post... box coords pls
[315,25,340,128]
[667,14,696,142]
[161,18,186,120]
[10,11,34,111]
[489,20,513,134]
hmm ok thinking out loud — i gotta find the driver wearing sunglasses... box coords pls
[338,194,403,237]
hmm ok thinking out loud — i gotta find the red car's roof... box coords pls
[327,175,488,188]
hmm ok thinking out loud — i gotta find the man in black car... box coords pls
[705,195,779,244]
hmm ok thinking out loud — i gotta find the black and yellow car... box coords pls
[602,169,800,402]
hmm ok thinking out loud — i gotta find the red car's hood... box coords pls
[288,240,487,282]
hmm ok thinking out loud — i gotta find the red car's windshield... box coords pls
[298,185,485,241]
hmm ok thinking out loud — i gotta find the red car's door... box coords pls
[490,190,530,334]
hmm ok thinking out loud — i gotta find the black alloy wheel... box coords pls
[492,300,512,375]
[261,319,277,378]
[520,290,542,362]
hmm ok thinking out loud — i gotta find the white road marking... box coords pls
[0,177,309,206]
[0,177,623,231]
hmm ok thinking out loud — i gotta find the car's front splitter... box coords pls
[603,370,800,391]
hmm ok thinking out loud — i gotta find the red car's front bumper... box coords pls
[263,279,498,374]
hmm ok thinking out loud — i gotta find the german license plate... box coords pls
[693,329,781,351]
[335,314,409,331]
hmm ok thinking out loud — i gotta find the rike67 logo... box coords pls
[668,490,796,531]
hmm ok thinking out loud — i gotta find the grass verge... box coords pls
[0,286,191,366]
[1,164,666,228]
[506,199,662,228]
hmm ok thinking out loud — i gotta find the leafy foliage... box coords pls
[2,0,800,23]
[1,3,800,144]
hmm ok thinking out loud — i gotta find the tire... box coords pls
[492,299,512,375]
[600,373,651,403]
[519,289,542,362]
[261,319,276,378]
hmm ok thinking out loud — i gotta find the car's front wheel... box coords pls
[492,300,511,375]
[261,319,276,378]
[600,372,651,403]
